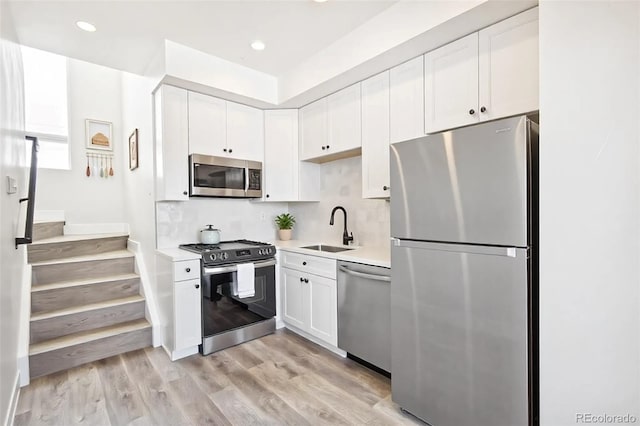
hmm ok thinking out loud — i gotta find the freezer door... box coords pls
[391,240,529,426]
[390,115,531,247]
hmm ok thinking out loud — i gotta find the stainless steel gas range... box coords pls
[179,240,276,355]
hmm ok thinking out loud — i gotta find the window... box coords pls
[22,46,70,170]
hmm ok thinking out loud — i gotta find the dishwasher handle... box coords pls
[338,266,391,283]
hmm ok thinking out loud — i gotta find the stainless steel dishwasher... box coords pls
[337,260,391,373]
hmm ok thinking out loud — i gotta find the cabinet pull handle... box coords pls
[383,185,389,191]
[300,277,304,282]
[469,109,475,115]
[304,278,309,283]
[195,284,200,289]
[186,267,191,273]
[480,106,487,113]
[302,261,307,266]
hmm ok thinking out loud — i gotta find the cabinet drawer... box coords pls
[174,259,201,282]
[280,251,336,279]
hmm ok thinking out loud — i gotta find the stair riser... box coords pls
[33,222,64,241]
[29,326,152,379]
[32,257,135,286]
[30,301,146,344]
[31,278,140,314]
[28,236,129,263]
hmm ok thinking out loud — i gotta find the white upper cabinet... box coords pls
[327,83,361,154]
[424,8,539,134]
[154,85,189,201]
[188,91,226,156]
[478,7,539,121]
[424,33,480,133]
[299,98,328,161]
[226,101,264,162]
[361,71,391,199]
[389,56,425,144]
[264,110,299,201]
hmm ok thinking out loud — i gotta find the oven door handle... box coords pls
[203,258,276,275]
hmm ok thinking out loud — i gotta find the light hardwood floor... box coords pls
[14,329,423,426]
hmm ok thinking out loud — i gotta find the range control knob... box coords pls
[258,249,264,255]
[209,253,217,261]
[267,248,273,254]
[220,252,228,261]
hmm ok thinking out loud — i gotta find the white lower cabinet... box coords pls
[157,255,202,360]
[280,252,337,347]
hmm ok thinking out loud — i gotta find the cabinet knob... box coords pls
[223,148,227,152]
[183,191,188,196]
[266,194,270,198]
[322,146,326,150]
[326,145,330,149]
[186,267,191,273]
[302,261,307,266]
[300,277,304,282]
[229,149,233,153]
[383,185,389,191]
[469,109,475,115]
[480,106,487,113]
[195,284,200,289]
[304,278,309,283]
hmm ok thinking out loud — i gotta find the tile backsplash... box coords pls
[156,198,288,248]
[289,156,390,249]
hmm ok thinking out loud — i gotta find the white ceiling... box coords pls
[6,0,397,76]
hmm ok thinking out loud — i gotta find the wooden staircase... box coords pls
[27,222,152,379]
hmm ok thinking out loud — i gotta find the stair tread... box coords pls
[32,273,140,293]
[30,232,129,246]
[31,249,134,266]
[30,318,150,355]
[31,295,145,321]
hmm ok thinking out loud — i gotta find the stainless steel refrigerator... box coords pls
[390,115,538,426]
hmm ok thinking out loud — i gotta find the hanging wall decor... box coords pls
[129,128,139,170]
[85,119,113,151]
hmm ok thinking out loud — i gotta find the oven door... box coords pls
[201,259,276,338]
[190,154,247,197]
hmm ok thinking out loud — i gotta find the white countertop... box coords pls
[273,240,390,269]
[156,247,201,261]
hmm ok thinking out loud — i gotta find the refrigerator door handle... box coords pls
[394,239,521,258]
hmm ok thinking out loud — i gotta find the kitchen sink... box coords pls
[301,244,354,253]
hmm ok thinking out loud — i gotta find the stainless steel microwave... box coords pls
[189,154,262,198]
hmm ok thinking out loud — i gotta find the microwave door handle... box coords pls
[244,167,249,194]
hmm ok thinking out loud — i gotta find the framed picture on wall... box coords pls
[85,119,113,151]
[129,128,139,170]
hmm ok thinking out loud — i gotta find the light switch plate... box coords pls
[6,176,17,194]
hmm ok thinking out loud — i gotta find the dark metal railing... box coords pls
[16,135,39,248]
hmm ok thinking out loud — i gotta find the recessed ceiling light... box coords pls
[76,21,96,32]
[314,0,328,3]
[251,40,265,51]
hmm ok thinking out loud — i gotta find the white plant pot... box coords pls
[278,229,292,241]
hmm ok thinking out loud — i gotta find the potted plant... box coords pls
[275,213,295,241]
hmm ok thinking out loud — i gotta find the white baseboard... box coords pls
[4,371,20,426]
[64,223,130,235]
[34,210,64,223]
[276,319,285,329]
[283,324,346,357]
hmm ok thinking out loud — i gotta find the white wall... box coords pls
[0,7,27,426]
[289,156,390,249]
[35,58,126,225]
[539,2,640,425]
[156,199,288,248]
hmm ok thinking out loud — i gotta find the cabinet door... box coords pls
[226,101,264,162]
[299,98,328,161]
[361,71,391,199]
[327,83,361,154]
[307,274,337,346]
[264,110,298,201]
[188,91,226,156]
[174,278,202,350]
[389,56,425,143]
[155,85,189,201]
[479,7,539,121]
[424,33,479,134]
[281,267,308,330]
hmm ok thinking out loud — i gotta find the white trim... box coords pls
[33,210,64,223]
[18,264,31,387]
[128,239,161,348]
[168,345,198,361]
[4,371,20,426]
[64,223,130,235]
[283,323,346,358]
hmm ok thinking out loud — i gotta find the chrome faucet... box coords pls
[329,206,354,246]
